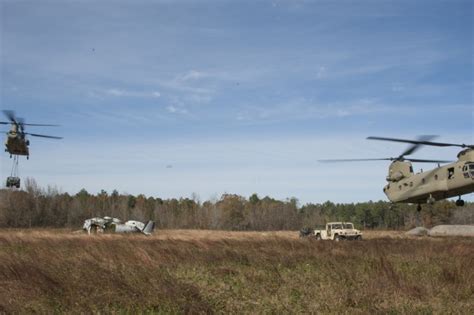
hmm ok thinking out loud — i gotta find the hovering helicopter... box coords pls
[320,136,474,211]
[1,110,62,159]
[1,110,62,188]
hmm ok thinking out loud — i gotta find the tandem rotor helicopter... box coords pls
[320,136,474,211]
[1,110,62,188]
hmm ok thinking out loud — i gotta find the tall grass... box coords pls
[0,230,472,313]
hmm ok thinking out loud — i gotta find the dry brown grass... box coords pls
[0,229,472,313]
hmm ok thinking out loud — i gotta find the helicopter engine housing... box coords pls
[386,161,413,182]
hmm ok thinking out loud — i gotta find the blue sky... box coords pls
[1,0,473,203]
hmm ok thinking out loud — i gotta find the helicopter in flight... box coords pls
[1,110,62,159]
[320,136,474,211]
[1,110,62,188]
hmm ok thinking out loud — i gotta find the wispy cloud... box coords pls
[179,70,209,81]
[236,98,392,122]
[166,105,188,115]
[101,88,161,98]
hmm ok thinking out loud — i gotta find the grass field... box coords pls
[0,229,472,313]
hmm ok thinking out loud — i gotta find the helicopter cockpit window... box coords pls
[465,163,474,179]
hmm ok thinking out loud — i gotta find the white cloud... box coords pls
[235,98,391,122]
[102,88,161,98]
[106,88,125,96]
[391,83,405,92]
[180,70,208,81]
[316,66,327,79]
[166,105,188,115]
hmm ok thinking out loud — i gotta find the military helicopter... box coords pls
[1,110,62,188]
[320,136,474,211]
[1,110,62,159]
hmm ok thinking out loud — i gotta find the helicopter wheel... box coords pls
[455,198,465,207]
[416,204,422,212]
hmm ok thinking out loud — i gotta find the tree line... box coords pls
[0,178,473,230]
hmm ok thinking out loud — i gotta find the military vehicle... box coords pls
[6,176,20,188]
[312,222,362,241]
[82,216,155,235]
[320,136,474,210]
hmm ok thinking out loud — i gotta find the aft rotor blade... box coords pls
[405,158,453,163]
[319,158,394,163]
[399,135,438,157]
[26,132,63,139]
[367,136,472,149]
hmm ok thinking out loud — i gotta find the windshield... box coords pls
[332,224,343,229]
[343,223,353,229]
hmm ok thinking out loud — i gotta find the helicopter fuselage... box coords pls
[384,149,474,204]
[4,131,29,157]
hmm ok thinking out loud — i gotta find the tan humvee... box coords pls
[313,222,362,241]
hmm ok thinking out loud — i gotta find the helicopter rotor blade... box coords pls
[405,158,452,163]
[319,158,395,163]
[25,132,63,139]
[17,117,26,132]
[367,136,473,149]
[319,157,452,164]
[2,110,17,123]
[0,121,10,125]
[398,135,438,157]
[21,123,60,127]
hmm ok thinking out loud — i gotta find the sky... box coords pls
[0,0,473,204]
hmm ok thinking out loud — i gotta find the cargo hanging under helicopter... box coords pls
[320,136,474,210]
[1,110,62,188]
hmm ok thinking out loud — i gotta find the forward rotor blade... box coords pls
[16,116,59,127]
[2,110,16,123]
[0,121,10,125]
[319,158,394,163]
[367,136,472,149]
[405,158,453,163]
[22,123,60,127]
[26,132,63,139]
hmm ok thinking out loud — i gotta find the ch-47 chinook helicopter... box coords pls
[320,136,474,211]
[1,110,62,159]
[1,110,62,188]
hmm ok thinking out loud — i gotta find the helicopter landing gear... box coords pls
[415,204,422,227]
[455,197,465,207]
[427,194,436,205]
